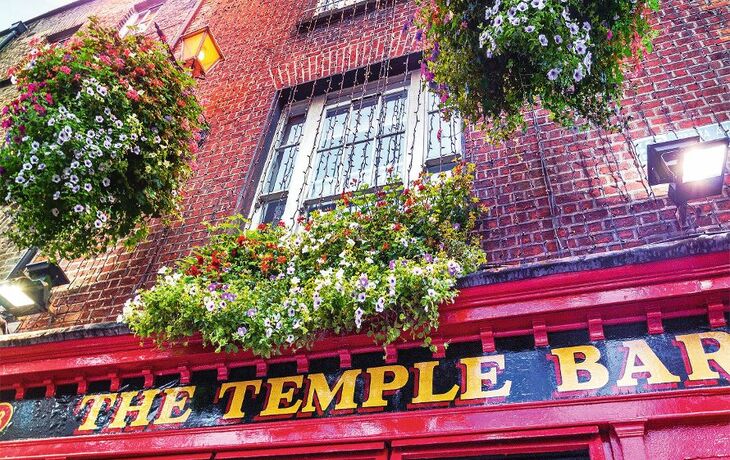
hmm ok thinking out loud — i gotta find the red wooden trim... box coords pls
[612,421,648,460]
[0,252,727,391]
[0,388,728,459]
[709,302,727,328]
[216,441,386,459]
[390,425,600,447]
[392,437,603,460]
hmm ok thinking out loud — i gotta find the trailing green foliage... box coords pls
[0,20,202,260]
[413,0,659,141]
[124,165,486,356]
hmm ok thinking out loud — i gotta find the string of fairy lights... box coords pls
[29,0,728,325]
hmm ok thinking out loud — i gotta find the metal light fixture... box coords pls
[0,261,69,318]
[180,27,223,77]
[647,137,728,206]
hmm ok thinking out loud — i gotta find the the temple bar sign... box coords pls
[1,327,728,441]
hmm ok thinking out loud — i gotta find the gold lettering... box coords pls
[260,376,303,416]
[362,365,409,408]
[108,390,158,429]
[551,345,609,392]
[675,332,730,381]
[154,386,196,425]
[218,380,262,419]
[459,356,511,400]
[616,340,680,387]
[77,393,115,431]
[411,361,459,404]
[301,370,359,413]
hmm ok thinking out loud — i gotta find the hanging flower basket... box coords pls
[124,165,486,356]
[413,0,659,141]
[0,20,203,260]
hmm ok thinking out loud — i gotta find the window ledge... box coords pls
[297,0,404,33]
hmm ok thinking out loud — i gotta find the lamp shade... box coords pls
[181,27,223,75]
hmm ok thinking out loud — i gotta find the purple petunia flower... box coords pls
[547,68,561,81]
[573,65,584,82]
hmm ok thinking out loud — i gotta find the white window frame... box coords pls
[250,72,462,226]
[119,4,163,38]
[315,0,363,15]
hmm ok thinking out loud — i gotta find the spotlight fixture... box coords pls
[647,137,728,206]
[180,27,223,77]
[0,261,69,318]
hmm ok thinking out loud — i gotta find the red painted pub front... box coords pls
[0,0,729,459]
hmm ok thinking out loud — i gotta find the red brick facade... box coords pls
[0,0,728,332]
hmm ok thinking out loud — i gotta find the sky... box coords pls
[0,0,77,30]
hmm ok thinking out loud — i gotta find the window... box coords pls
[315,0,363,15]
[46,25,82,45]
[252,72,463,225]
[119,3,163,38]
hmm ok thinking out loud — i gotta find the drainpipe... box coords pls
[0,22,28,52]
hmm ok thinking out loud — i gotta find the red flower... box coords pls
[276,255,287,264]
[45,93,53,104]
[277,221,286,228]
[59,65,71,75]
[196,255,205,265]
[236,235,247,245]
[341,192,351,206]
[257,223,267,231]
[126,89,140,101]
[186,265,201,276]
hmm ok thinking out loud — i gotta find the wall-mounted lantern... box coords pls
[180,27,223,77]
[0,261,69,318]
[647,137,728,207]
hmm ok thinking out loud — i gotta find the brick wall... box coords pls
[0,0,728,331]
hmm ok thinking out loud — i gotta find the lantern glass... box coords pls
[181,28,222,74]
